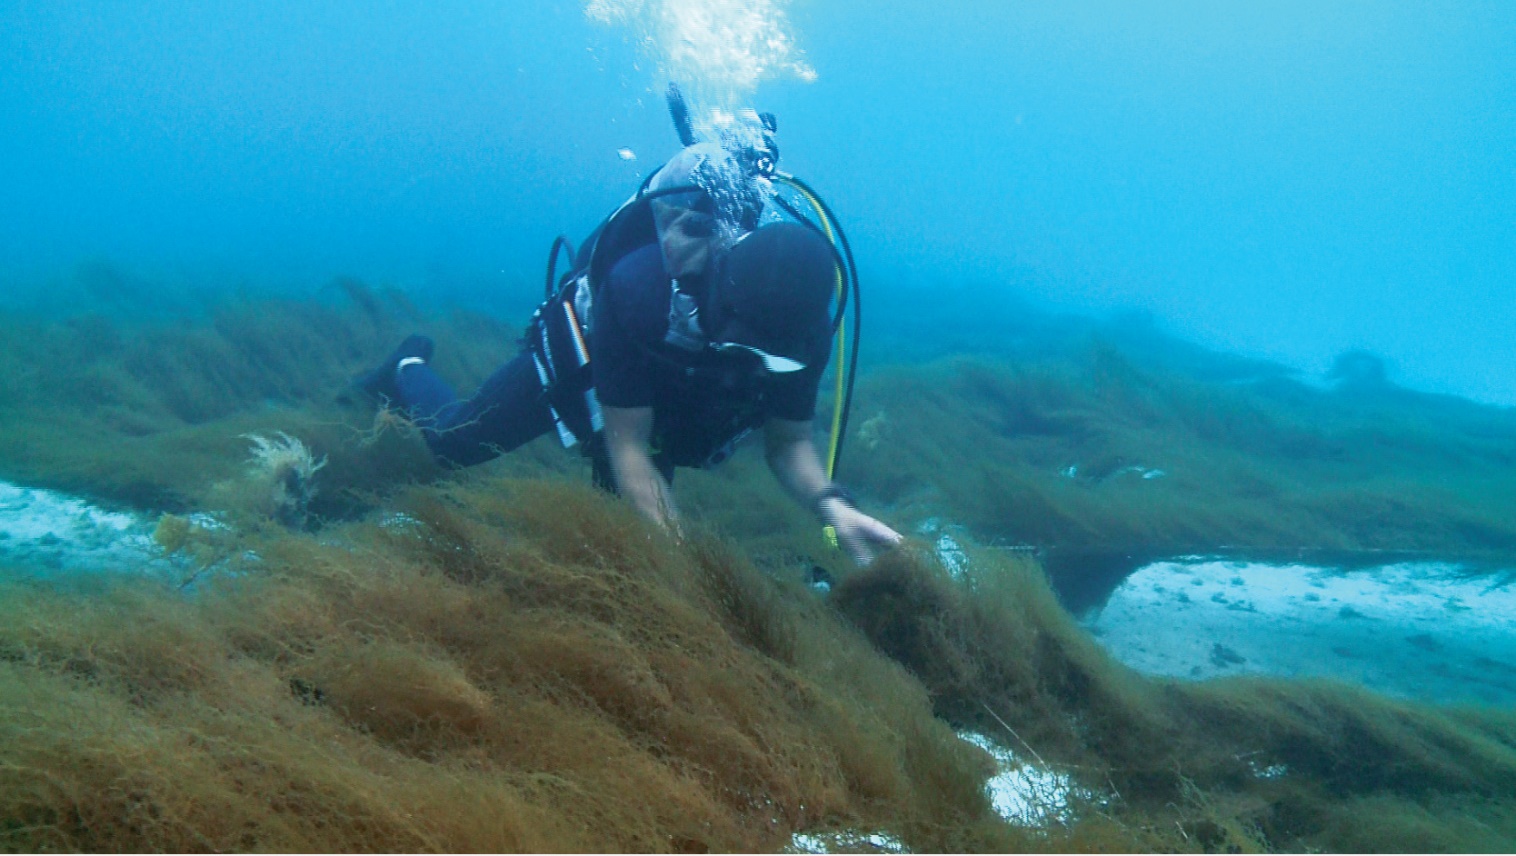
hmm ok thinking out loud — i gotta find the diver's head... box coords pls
[647,142,765,278]
[706,222,836,374]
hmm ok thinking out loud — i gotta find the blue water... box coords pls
[3,1,1514,402]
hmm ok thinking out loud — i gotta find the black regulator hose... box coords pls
[545,235,576,300]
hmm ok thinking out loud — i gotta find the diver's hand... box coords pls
[604,405,682,535]
[821,498,903,566]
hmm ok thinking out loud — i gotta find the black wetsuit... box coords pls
[396,243,827,483]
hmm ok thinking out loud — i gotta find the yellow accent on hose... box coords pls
[774,176,847,481]
[775,175,847,550]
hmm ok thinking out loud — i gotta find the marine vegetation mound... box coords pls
[5,284,1516,850]
[0,480,1013,853]
[844,350,1516,561]
[0,279,571,516]
[4,479,1516,852]
[834,546,1516,852]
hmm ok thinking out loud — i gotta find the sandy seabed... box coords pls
[1085,558,1516,706]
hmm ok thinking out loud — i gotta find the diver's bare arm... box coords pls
[602,405,681,533]
[762,417,830,505]
[764,417,903,565]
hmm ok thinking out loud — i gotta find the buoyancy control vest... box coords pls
[527,83,862,479]
[528,193,777,471]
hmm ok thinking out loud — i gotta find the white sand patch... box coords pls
[0,481,172,577]
[787,830,907,853]
[936,534,968,579]
[1085,559,1516,704]
[788,731,1087,850]
[957,731,1084,827]
[914,517,969,579]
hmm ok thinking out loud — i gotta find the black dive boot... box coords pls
[353,334,434,403]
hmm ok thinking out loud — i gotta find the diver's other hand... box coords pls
[821,498,903,566]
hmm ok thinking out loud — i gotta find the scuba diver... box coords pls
[358,86,901,566]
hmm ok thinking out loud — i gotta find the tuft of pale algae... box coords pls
[242,432,327,529]
[856,411,890,451]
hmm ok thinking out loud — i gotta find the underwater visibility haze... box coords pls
[5,1,1516,403]
[4,1,1516,852]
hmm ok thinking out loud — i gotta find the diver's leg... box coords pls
[397,352,554,467]
[354,334,434,402]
